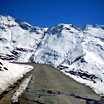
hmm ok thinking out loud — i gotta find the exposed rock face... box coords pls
[0,16,104,95]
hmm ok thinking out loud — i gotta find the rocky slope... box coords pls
[0,16,104,95]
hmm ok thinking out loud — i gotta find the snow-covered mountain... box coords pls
[0,16,45,62]
[34,24,83,67]
[0,16,104,95]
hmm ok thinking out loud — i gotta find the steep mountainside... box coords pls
[0,16,104,95]
[0,16,45,62]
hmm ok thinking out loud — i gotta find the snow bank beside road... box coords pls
[0,59,33,94]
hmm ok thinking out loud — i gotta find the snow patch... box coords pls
[0,59,33,94]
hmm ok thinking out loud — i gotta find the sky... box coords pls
[0,0,104,27]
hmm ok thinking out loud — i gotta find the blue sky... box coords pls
[0,0,104,27]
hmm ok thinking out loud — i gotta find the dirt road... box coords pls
[19,64,100,104]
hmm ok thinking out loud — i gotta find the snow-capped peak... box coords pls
[47,23,81,34]
[34,23,83,66]
[0,15,18,27]
[0,16,45,62]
